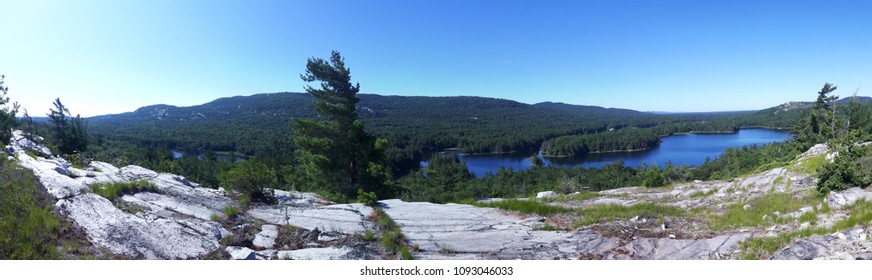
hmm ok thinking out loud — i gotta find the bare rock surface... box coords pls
[827,187,872,209]
[248,203,373,234]
[253,224,279,249]
[772,226,872,260]
[380,199,749,259]
[10,131,232,259]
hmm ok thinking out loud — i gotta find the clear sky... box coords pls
[1,0,871,117]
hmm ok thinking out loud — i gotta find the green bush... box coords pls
[643,166,666,187]
[816,142,870,196]
[357,188,378,207]
[223,206,239,219]
[218,158,277,203]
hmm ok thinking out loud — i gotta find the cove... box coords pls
[423,128,791,178]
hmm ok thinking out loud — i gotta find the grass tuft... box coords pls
[472,199,572,217]
[572,203,685,228]
[89,180,158,201]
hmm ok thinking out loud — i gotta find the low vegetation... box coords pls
[739,200,872,259]
[708,192,821,231]
[89,180,159,201]
[370,208,413,260]
[470,199,573,217]
[0,160,61,259]
[572,203,685,228]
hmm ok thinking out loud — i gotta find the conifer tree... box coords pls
[292,51,391,199]
[0,75,19,146]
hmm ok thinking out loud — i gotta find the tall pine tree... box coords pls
[47,98,88,154]
[292,51,391,200]
[793,83,838,145]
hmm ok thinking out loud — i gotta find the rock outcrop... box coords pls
[10,131,232,259]
[9,129,872,260]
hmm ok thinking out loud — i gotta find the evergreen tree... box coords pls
[292,51,392,199]
[0,75,20,146]
[47,98,88,154]
[792,83,838,145]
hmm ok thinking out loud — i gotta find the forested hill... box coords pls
[737,96,872,129]
[86,92,868,174]
[87,92,663,169]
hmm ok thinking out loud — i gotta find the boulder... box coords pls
[827,188,872,209]
[536,191,557,199]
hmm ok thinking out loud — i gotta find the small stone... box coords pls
[773,211,781,216]
[668,234,676,239]
[799,222,811,230]
[743,204,751,211]
[835,232,847,240]
[630,216,639,222]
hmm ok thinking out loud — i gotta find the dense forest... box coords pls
[85,91,801,176]
[9,58,872,205]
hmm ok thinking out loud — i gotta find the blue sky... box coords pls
[1,0,871,117]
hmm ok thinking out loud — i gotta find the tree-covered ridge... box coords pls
[541,128,661,156]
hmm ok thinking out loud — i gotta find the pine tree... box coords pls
[792,83,839,146]
[292,51,391,199]
[811,83,838,141]
[47,98,88,154]
[0,75,20,146]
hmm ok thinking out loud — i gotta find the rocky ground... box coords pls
[8,131,872,260]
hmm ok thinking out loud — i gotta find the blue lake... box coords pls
[423,128,791,177]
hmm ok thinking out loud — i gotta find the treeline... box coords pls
[541,128,661,156]
[87,92,763,176]
[541,119,740,157]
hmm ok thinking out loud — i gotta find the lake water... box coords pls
[423,128,791,177]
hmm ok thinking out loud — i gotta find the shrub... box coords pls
[643,166,666,188]
[816,142,870,196]
[357,188,378,207]
[218,158,278,203]
[223,206,239,219]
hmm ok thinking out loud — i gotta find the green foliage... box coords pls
[708,192,820,231]
[48,98,89,155]
[692,140,804,180]
[357,188,378,207]
[472,199,573,217]
[689,188,717,198]
[89,180,158,201]
[572,203,685,228]
[371,207,412,259]
[223,206,239,219]
[292,51,393,199]
[792,83,840,146]
[542,128,660,157]
[0,159,61,259]
[739,200,872,259]
[218,158,277,202]
[0,75,19,146]
[643,165,666,187]
[816,137,870,196]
